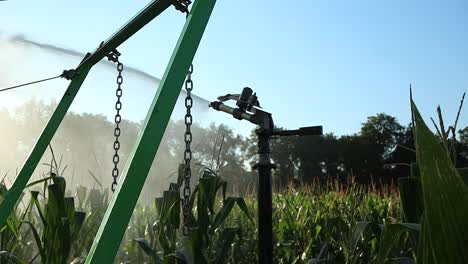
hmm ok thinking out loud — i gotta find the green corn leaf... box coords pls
[189,228,208,264]
[64,197,75,224]
[161,190,180,229]
[351,221,379,251]
[352,221,370,246]
[214,227,239,264]
[157,194,180,253]
[412,99,468,263]
[387,257,416,264]
[177,163,185,188]
[221,181,227,202]
[235,198,253,224]
[134,238,154,256]
[22,221,46,262]
[52,176,66,196]
[155,197,164,214]
[44,183,71,262]
[417,216,434,264]
[212,197,253,232]
[164,252,186,263]
[73,211,86,235]
[5,218,20,241]
[212,197,237,231]
[70,256,86,264]
[0,251,26,264]
[378,223,419,264]
[398,178,423,223]
[189,185,199,209]
[25,176,55,188]
[306,259,329,264]
[169,183,179,192]
[30,191,46,226]
[7,254,25,264]
[458,168,468,187]
[197,180,212,233]
[199,173,218,214]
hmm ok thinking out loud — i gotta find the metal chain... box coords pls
[111,61,123,193]
[182,64,193,236]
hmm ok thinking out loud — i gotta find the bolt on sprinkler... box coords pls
[209,87,323,264]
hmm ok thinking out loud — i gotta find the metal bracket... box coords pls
[171,0,192,14]
[253,163,277,171]
[106,49,121,63]
[60,69,78,80]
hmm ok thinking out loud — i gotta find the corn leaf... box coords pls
[377,223,419,264]
[398,178,423,223]
[412,99,468,263]
[134,238,154,256]
[21,221,45,261]
[214,227,239,264]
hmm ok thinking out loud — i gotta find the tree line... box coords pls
[265,113,468,188]
[1,100,467,195]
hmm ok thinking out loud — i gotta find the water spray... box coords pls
[210,87,323,264]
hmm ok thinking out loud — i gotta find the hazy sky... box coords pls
[1,0,467,136]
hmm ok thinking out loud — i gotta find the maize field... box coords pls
[0,99,467,263]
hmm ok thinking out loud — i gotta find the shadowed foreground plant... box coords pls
[135,165,253,263]
[27,175,87,264]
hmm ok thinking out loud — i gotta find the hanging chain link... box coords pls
[182,64,193,236]
[172,0,194,236]
[111,61,123,193]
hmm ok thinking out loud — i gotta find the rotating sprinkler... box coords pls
[209,87,323,264]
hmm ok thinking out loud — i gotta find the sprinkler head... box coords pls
[237,87,253,112]
[236,87,260,113]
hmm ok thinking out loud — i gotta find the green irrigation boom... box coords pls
[0,0,217,262]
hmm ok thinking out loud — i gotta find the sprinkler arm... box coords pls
[209,101,322,137]
[274,126,323,137]
[209,101,274,132]
[209,101,253,122]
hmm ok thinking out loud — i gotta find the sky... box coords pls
[0,0,467,136]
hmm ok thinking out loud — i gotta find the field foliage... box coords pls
[0,99,467,263]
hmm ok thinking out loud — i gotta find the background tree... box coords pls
[456,126,468,167]
[360,113,405,159]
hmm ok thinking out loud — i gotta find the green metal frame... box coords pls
[0,0,217,261]
[86,0,217,261]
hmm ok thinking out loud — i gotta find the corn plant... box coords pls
[0,96,466,263]
[24,174,87,264]
[134,165,253,263]
[0,181,30,264]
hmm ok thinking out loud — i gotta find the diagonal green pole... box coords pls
[0,0,172,228]
[85,0,217,262]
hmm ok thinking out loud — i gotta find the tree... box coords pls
[457,126,468,167]
[459,126,468,145]
[360,113,405,159]
[269,130,300,188]
[336,134,382,183]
